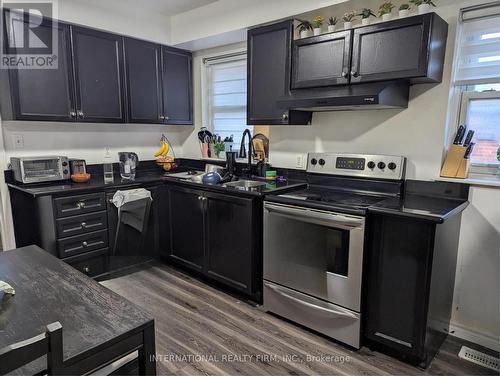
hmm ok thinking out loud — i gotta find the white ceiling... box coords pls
[64,0,218,17]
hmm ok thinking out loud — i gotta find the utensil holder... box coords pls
[440,145,470,178]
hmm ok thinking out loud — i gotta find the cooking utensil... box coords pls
[463,130,475,147]
[252,133,270,160]
[453,125,466,145]
[205,164,225,175]
[202,172,222,185]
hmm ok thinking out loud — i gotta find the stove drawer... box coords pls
[264,281,361,348]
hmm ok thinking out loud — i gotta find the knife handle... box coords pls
[464,142,475,159]
[463,130,475,147]
[453,125,465,145]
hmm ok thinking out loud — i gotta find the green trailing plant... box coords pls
[296,19,313,33]
[399,3,411,10]
[359,8,376,19]
[378,1,395,16]
[312,16,324,28]
[328,16,338,26]
[409,0,436,6]
[342,11,356,22]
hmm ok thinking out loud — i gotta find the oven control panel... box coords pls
[307,153,406,180]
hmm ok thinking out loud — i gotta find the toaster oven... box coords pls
[10,156,70,183]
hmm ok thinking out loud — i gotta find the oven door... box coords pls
[263,202,365,312]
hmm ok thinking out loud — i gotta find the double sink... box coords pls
[166,170,268,190]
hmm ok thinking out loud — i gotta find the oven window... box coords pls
[326,230,350,277]
[23,159,60,177]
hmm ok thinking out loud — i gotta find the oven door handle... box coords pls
[265,203,364,228]
[266,283,358,319]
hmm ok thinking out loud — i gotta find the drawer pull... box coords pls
[83,266,90,274]
[81,222,87,229]
[76,201,86,209]
[82,241,88,247]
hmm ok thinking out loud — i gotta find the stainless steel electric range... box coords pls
[263,153,406,349]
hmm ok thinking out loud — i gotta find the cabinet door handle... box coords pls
[159,115,165,120]
[81,222,87,229]
[82,241,88,247]
[78,110,85,118]
[341,71,349,78]
[165,116,170,121]
[350,70,359,78]
[198,196,203,201]
[282,113,289,121]
[70,111,76,118]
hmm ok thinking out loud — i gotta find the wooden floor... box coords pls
[101,264,497,376]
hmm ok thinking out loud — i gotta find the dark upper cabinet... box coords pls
[4,14,76,121]
[124,38,163,124]
[205,191,254,294]
[71,27,126,122]
[291,30,352,89]
[161,46,193,125]
[247,19,312,125]
[168,186,205,272]
[351,13,448,84]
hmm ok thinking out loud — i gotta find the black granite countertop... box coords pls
[7,169,307,198]
[368,194,469,223]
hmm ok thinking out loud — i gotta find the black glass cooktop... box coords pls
[279,187,389,209]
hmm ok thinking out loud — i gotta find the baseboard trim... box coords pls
[448,322,500,351]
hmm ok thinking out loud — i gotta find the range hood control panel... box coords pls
[307,153,406,180]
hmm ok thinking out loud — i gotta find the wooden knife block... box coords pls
[440,145,470,179]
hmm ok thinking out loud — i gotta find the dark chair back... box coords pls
[0,322,64,375]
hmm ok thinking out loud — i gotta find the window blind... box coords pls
[205,55,250,148]
[454,3,500,85]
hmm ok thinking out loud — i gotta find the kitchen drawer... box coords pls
[57,229,108,258]
[56,210,108,238]
[64,249,108,277]
[54,193,106,218]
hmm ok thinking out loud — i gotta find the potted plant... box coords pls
[379,1,395,21]
[312,16,324,36]
[399,3,411,17]
[410,0,436,14]
[359,8,376,26]
[342,11,356,29]
[296,19,313,38]
[328,16,338,32]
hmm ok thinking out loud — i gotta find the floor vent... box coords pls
[458,346,500,372]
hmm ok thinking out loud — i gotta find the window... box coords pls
[451,3,500,173]
[202,52,251,150]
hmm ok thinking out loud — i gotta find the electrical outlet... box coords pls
[295,154,306,169]
[104,147,111,158]
[12,134,24,149]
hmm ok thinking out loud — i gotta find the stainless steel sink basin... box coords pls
[223,180,267,189]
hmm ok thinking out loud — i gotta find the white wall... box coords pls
[181,0,500,350]
[171,0,348,48]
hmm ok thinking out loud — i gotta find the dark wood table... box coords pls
[0,245,156,375]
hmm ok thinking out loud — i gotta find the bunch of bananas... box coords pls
[155,137,175,171]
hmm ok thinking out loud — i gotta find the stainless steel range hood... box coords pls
[277,81,410,111]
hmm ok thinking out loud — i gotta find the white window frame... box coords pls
[458,90,500,175]
[201,48,247,133]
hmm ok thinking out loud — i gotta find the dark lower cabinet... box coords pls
[168,186,205,271]
[351,13,448,84]
[71,27,126,122]
[3,12,76,121]
[363,213,462,367]
[161,47,193,125]
[124,38,163,124]
[247,19,312,125]
[205,191,254,294]
[165,185,262,301]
